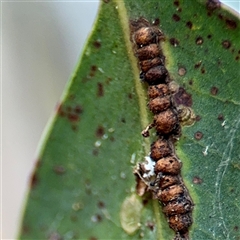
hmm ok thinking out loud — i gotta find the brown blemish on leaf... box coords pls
[196,36,204,45]
[68,113,79,122]
[188,79,193,85]
[53,165,66,175]
[194,61,202,69]
[103,0,110,3]
[178,67,187,76]
[98,201,105,209]
[233,226,239,231]
[217,113,224,121]
[146,221,155,231]
[90,65,97,77]
[193,176,203,184]
[194,131,203,140]
[92,148,99,156]
[169,38,180,47]
[172,14,181,22]
[222,40,231,49]
[105,77,112,84]
[210,86,219,95]
[93,40,101,49]
[74,105,83,114]
[21,225,30,234]
[225,18,237,29]
[236,56,239,61]
[174,87,192,107]
[173,0,180,7]
[206,0,220,12]
[97,82,104,97]
[195,115,201,121]
[128,93,133,99]
[207,34,212,39]
[89,237,98,240]
[201,67,206,74]
[121,118,126,123]
[96,125,105,138]
[153,18,160,25]
[30,172,38,188]
[186,21,193,29]
[70,214,78,222]
[110,136,115,142]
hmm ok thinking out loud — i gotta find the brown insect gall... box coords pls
[154,156,182,175]
[148,84,170,99]
[154,109,178,134]
[133,27,163,46]
[150,138,172,161]
[158,184,184,203]
[148,96,171,114]
[136,44,161,61]
[162,198,193,216]
[168,213,192,233]
[158,175,181,190]
[140,57,165,72]
[143,65,168,84]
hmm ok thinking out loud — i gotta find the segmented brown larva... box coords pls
[131,18,194,240]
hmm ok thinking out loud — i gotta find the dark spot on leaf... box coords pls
[196,36,203,45]
[121,118,126,123]
[172,14,181,22]
[153,18,160,25]
[174,87,192,107]
[222,40,231,49]
[90,65,97,77]
[231,49,235,54]
[169,38,179,46]
[217,113,224,121]
[97,82,104,97]
[186,21,193,29]
[74,105,83,114]
[56,103,65,117]
[98,201,105,209]
[173,0,180,7]
[238,50,240,54]
[66,106,72,112]
[201,67,206,74]
[105,77,112,84]
[92,148,99,156]
[194,61,202,69]
[178,67,187,76]
[93,214,103,222]
[234,226,239,231]
[89,237,98,240]
[146,221,155,231]
[30,172,38,188]
[195,115,201,121]
[236,56,239,61]
[93,40,101,49]
[194,131,203,140]
[210,86,219,95]
[225,18,237,29]
[53,165,66,175]
[206,0,220,12]
[128,93,133,99]
[96,125,105,138]
[188,79,193,85]
[193,176,203,184]
[142,199,149,206]
[68,113,79,122]
[207,34,212,39]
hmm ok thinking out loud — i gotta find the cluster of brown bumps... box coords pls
[131,18,194,239]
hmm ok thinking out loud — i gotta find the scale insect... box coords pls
[131,17,194,240]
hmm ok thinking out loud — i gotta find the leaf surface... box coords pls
[19,1,240,240]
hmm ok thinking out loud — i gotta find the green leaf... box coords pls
[19,1,240,240]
